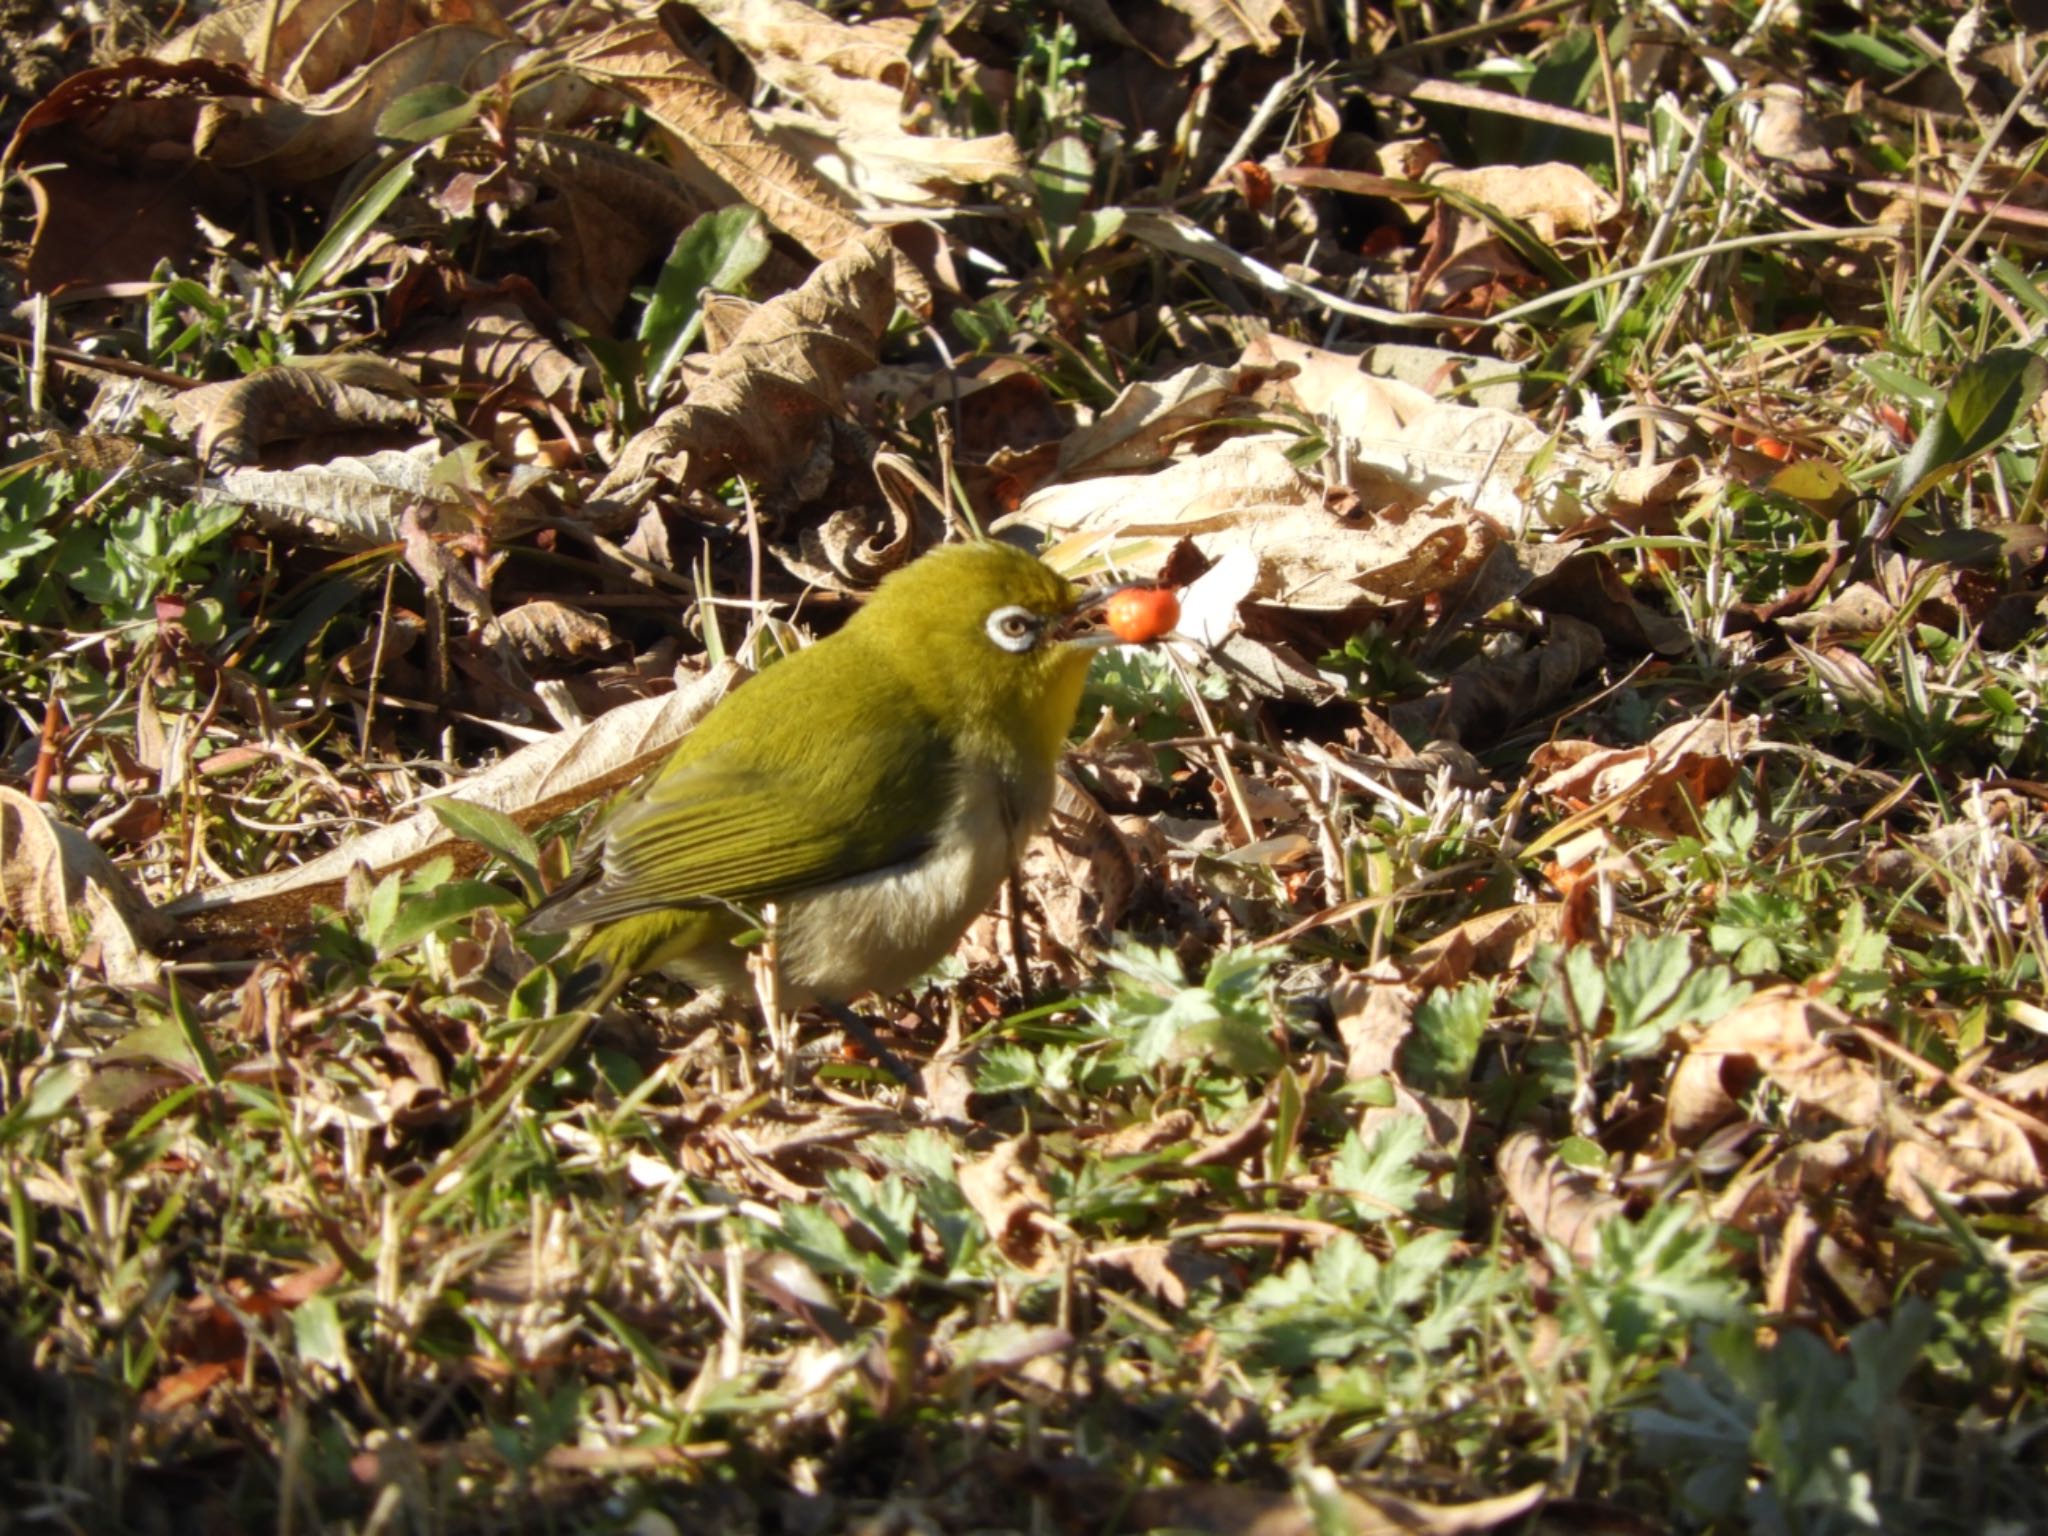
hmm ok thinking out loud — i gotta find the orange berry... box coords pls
[1104,586,1180,643]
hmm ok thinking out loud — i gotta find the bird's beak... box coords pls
[1054,584,1130,649]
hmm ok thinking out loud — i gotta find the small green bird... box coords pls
[524,539,1131,1008]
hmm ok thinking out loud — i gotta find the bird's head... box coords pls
[852,540,1124,765]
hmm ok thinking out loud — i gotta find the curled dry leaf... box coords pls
[1498,1130,1625,1267]
[1159,0,1312,58]
[1530,715,1762,840]
[166,661,739,938]
[2,57,263,293]
[487,602,618,665]
[1424,162,1621,242]
[156,0,434,94]
[1016,772,1139,967]
[571,23,928,310]
[194,26,522,180]
[1052,359,1294,481]
[0,786,169,984]
[596,232,896,506]
[395,298,587,410]
[169,364,423,470]
[1001,436,1499,610]
[524,133,697,333]
[957,1134,1062,1275]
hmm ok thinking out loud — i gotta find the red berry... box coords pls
[1104,586,1180,644]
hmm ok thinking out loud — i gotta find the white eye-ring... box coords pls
[985,605,1040,653]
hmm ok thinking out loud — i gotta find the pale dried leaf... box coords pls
[1425,161,1620,240]
[957,1135,1061,1274]
[169,364,422,468]
[1160,0,1311,56]
[1001,436,1499,608]
[210,443,475,548]
[1248,333,1559,522]
[571,22,928,310]
[165,662,740,937]
[1330,969,1418,1080]
[1130,1478,1545,1535]
[761,109,1024,210]
[1054,359,1290,480]
[1498,1130,1624,1266]
[0,786,169,982]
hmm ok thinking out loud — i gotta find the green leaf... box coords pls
[1331,1116,1427,1219]
[381,880,523,954]
[1033,134,1094,251]
[1399,981,1492,1094]
[290,1294,350,1369]
[640,206,773,400]
[376,83,481,144]
[430,797,542,896]
[287,147,425,310]
[0,1060,86,1143]
[1882,348,2048,517]
[1812,28,1919,74]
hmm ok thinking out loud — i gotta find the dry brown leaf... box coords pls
[210,443,480,549]
[1498,1130,1624,1267]
[1089,1242,1227,1307]
[1018,774,1139,966]
[1159,0,1312,58]
[165,662,738,938]
[523,133,697,333]
[195,26,519,180]
[0,786,168,983]
[1530,716,1761,839]
[1130,1478,1545,1536]
[1002,436,1499,609]
[1425,162,1620,241]
[571,22,927,310]
[1673,988,1887,1136]
[1247,334,1557,523]
[1390,614,1604,745]
[156,0,429,94]
[596,232,895,505]
[488,602,617,665]
[2,58,260,293]
[395,298,587,408]
[958,1135,1062,1274]
[1330,968,1418,1080]
[761,109,1025,210]
[1889,1098,2043,1217]
[1403,902,1574,982]
[169,364,423,469]
[1052,359,1291,480]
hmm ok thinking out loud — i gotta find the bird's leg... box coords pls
[820,1001,923,1094]
[1002,869,1032,999]
[747,901,786,1095]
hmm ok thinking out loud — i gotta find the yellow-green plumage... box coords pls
[524,540,1109,1007]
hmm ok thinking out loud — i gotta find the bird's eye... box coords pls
[985,605,1040,653]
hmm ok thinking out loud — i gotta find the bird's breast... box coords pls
[776,768,1036,1004]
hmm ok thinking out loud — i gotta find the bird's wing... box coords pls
[524,728,955,932]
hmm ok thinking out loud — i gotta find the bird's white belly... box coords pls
[776,775,1027,1005]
